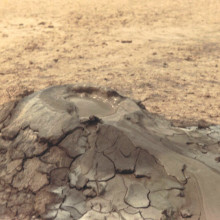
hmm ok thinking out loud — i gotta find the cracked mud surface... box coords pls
[0,85,220,220]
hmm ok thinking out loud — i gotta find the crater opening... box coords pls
[66,96,116,117]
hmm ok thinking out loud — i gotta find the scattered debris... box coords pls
[121,40,132,43]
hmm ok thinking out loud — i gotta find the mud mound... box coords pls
[0,85,219,220]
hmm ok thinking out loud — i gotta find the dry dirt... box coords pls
[0,0,220,126]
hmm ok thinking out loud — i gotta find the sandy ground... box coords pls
[0,0,219,127]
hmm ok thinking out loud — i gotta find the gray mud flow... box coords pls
[0,85,219,220]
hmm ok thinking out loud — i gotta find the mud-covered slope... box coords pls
[0,85,219,220]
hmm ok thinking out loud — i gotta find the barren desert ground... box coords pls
[0,0,220,126]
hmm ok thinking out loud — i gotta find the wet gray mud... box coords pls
[0,85,219,220]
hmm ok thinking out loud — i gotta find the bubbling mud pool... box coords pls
[65,96,115,117]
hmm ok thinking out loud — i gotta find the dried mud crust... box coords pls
[0,85,219,220]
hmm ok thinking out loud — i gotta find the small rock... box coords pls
[38,22,46,25]
[121,40,132,43]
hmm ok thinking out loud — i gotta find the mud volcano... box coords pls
[0,85,220,220]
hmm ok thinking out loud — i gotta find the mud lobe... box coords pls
[0,85,219,220]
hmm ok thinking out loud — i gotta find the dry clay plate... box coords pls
[0,85,219,220]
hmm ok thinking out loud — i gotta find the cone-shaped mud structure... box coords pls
[0,85,219,220]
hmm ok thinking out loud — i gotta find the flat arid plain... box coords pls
[0,0,219,127]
